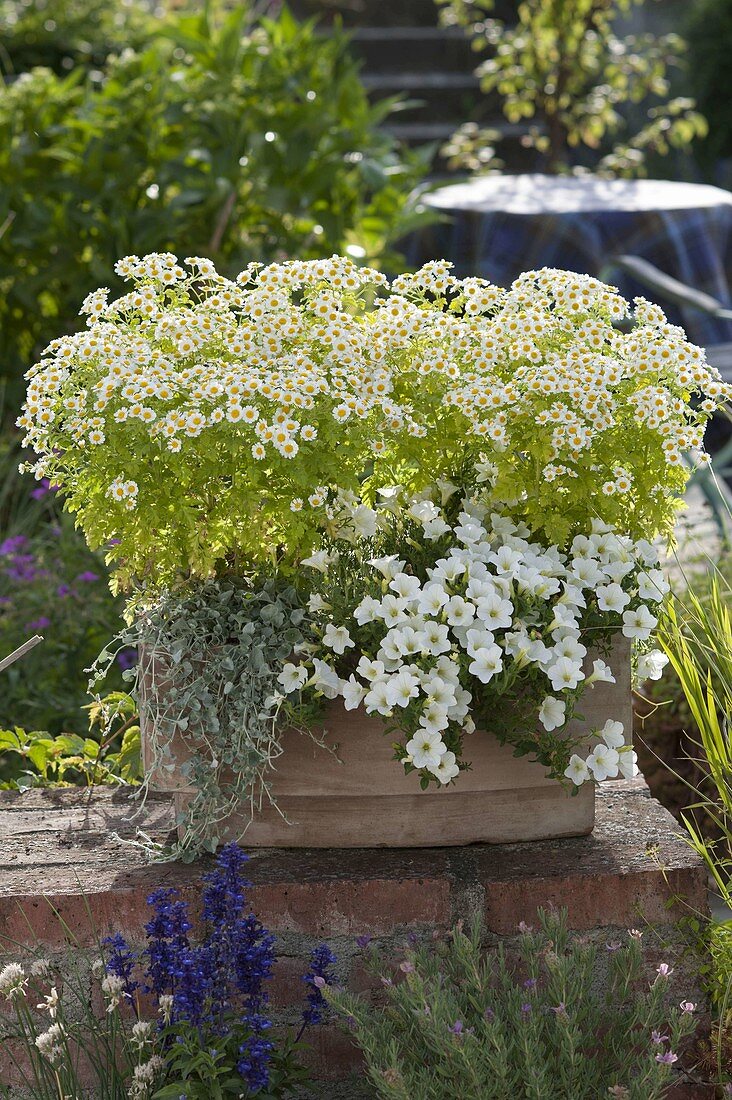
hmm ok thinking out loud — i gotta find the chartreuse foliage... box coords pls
[326,909,697,1100]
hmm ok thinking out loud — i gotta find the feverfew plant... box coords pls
[18,254,730,592]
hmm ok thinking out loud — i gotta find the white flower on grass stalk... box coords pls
[101,973,125,1012]
[596,583,630,614]
[342,675,366,711]
[564,754,590,785]
[368,555,406,581]
[0,963,26,1000]
[636,570,670,602]
[277,662,308,694]
[405,730,445,770]
[428,750,460,784]
[36,986,59,1017]
[600,719,626,749]
[30,958,52,979]
[547,657,584,692]
[322,624,354,655]
[586,659,615,685]
[301,549,337,573]
[539,696,566,732]
[468,645,504,684]
[386,668,421,708]
[35,1022,64,1064]
[128,1055,165,1100]
[158,994,173,1023]
[622,604,658,640]
[131,1020,154,1048]
[585,743,619,781]
[636,649,669,681]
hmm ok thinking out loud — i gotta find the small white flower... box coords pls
[322,624,354,654]
[308,593,330,613]
[300,549,337,573]
[587,659,615,685]
[617,745,639,779]
[356,656,386,682]
[0,963,26,999]
[354,595,382,625]
[622,604,658,641]
[389,572,421,601]
[539,696,566,732]
[473,592,513,629]
[417,583,450,616]
[364,679,393,716]
[636,570,670,603]
[547,657,584,692]
[468,644,504,684]
[369,555,406,581]
[421,621,452,656]
[428,750,460,784]
[464,627,496,659]
[419,702,450,735]
[553,636,587,663]
[586,743,619,781]
[600,719,625,749]
[565,754,590,785]
[444,595,476,628]
[422,675,457,710]
[342,675,366,711]
[405,729,445,770]
[596,583,630,614]
[35,1022,64,1063]
[379,594,410,627]
[277,662,308,694]
[636,649,669,681]
[312,658,343,699]
[386,668,421,707]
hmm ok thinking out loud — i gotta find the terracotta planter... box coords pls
[140,637,631,848]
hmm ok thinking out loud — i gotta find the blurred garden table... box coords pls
[407,174,732,345]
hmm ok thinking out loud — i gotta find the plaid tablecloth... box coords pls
[406,174,732,347]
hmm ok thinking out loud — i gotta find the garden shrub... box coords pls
[0,2,429,396]
[327,909,698,1100]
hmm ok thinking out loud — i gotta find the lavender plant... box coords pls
[0,844,335,1099]
[326,909,697,1100]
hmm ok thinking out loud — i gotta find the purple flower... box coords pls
[518,921,533,934]
[25,617,50,631]
[523,978,537,990]
[103,933,139,1000]
[0,535,28,557]
[301,943,337,1029]
[484,1007,495,1021]
[679,1001,696,1013]
[76,571,99,583]
[656,963,673,978]
[655,1051,678,1065]
[551,1002,567,1016]
[356,935,372,950]
[30,478,58,500]
[116,648,138,671]
[449,1020,463,1035]
[521,1003,532,1015]
[651,1030,669,1045]
[399,961,415,974]
[56,584,71,598]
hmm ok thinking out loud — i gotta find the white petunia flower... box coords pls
[417,583,450,616]
[585,743,619,781]
[622,604,658,641]
[379,594,410,627]
[405,729,445,770]
[364,679,393,716]
[617,745,639,779]
[428,750,460,784]
[636,649,669,681]
[312,658,343,699]
[356,656,385,682]
[444,595,476,628]
[277,662,308,694]
[565,754,590,785]
[600,719,625,749]
[596,583,630,614]
[539,696,566,732]
[342,675,366,711]
[468,644,504,684]
[322,624,354,654]
[637,570,670,602]
[587,659,615,685]
[547,657,584,692]
[386,668,421,707]
[473,592,513,629]
[369,555,406,581]
[354,595,382,625]
[389,572,421,601]
[421,621,452,656]
[301,549,337,573]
